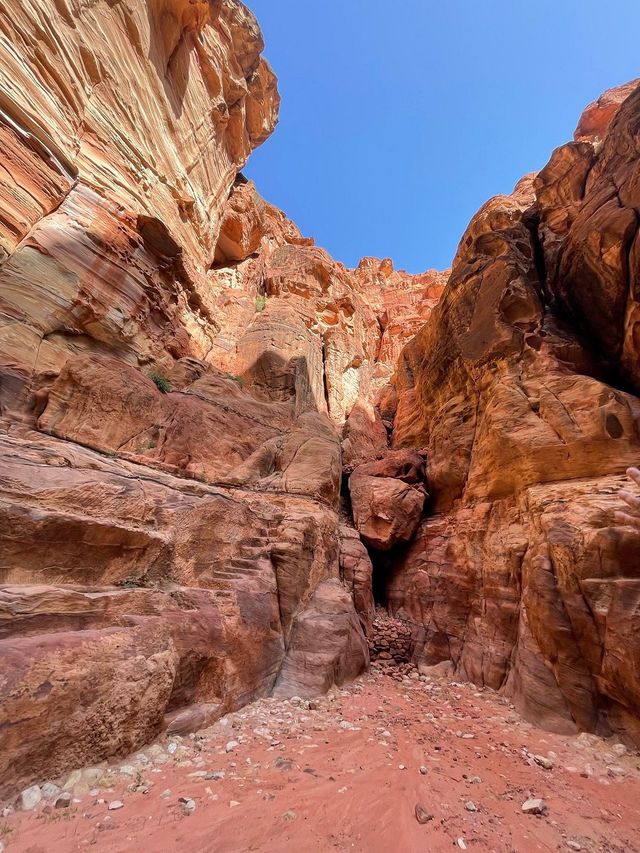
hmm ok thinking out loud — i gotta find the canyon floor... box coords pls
[3,662,639,853]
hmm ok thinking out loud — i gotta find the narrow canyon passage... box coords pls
[2,0,640,849]
[4,663,639,853]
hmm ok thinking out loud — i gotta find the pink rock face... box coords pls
[0,0,449,799]
[574,79,640,143]
[272,579,370,697]
[389,84,640,746]
[349,451,427,551]
[5,0,640,807]
[339,525,376,635]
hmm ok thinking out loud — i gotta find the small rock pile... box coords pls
[368,608,414,672]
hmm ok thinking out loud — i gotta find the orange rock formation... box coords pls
[0,0,639,803]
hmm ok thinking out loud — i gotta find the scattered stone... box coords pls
[415,804,434,824]
[205,771,225,781]
[225,740,240,753]
[457,839,467,850]
[607,766,626,777]
[20,785,42,811]
[534,755,554,770]
[567,842,582,851]
[83,768,104,787]
[108,800,124,811]
[40,782,62,801]
[419,766,428,775]
[521,798,547,815]
[55,793,72,809]
[229,800,241,808]
[160,789,172,799]
[465,801,478,812]
[179,797,196,815]
[283,810,296,821]
[63,770,82,791]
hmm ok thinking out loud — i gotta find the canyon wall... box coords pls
[386,81,640,745]
[1,0,640,803]
[0,0,443,797]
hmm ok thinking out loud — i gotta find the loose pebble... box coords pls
[414,804,434,824]
[521,798,547,815]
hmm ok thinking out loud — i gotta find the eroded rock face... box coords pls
[0,0,447,799]
[339,525,376,636]
[5,0,638,801]
[388,82,640,745]
[272,579,370,697]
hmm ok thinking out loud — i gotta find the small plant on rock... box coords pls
[255,294,266,312]
[149,371,171,394]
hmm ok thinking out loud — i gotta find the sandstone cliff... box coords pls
[1,0,639,804]
[0,0,442,797]
[387,82,640,746]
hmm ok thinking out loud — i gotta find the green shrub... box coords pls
[224,373,244,388]
[255,294,266,312]
[149,371,171,394]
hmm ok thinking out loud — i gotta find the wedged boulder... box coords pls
[272,580,369,697]
[349,450,427,550]
[341,401,389,472]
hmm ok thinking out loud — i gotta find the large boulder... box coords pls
[349,450,427,550]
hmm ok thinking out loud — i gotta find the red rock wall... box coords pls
[0,0,441,798]
[388,83,640,746]
[4,0,636,802]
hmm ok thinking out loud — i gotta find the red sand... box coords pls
[3,667,639,852]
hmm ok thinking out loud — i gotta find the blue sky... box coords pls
[245,1,640,273]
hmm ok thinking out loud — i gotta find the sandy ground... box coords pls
[3,665,640,853]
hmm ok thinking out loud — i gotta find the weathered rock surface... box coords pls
[2,0,639,809]
[388,81,640,746]
[339,525,376,635]
[0,0,445,799]
[349,450,428,551]
[272,579,370,697]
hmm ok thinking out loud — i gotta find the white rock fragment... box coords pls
[40,782,62,801]
[179,796,196,815]
[20,785,42,811]
[521,797,547,815]
[55,792,72,809]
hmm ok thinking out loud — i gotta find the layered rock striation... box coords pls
[0,0,441,797]
[387,82,640,745]
[2,0,640,804]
